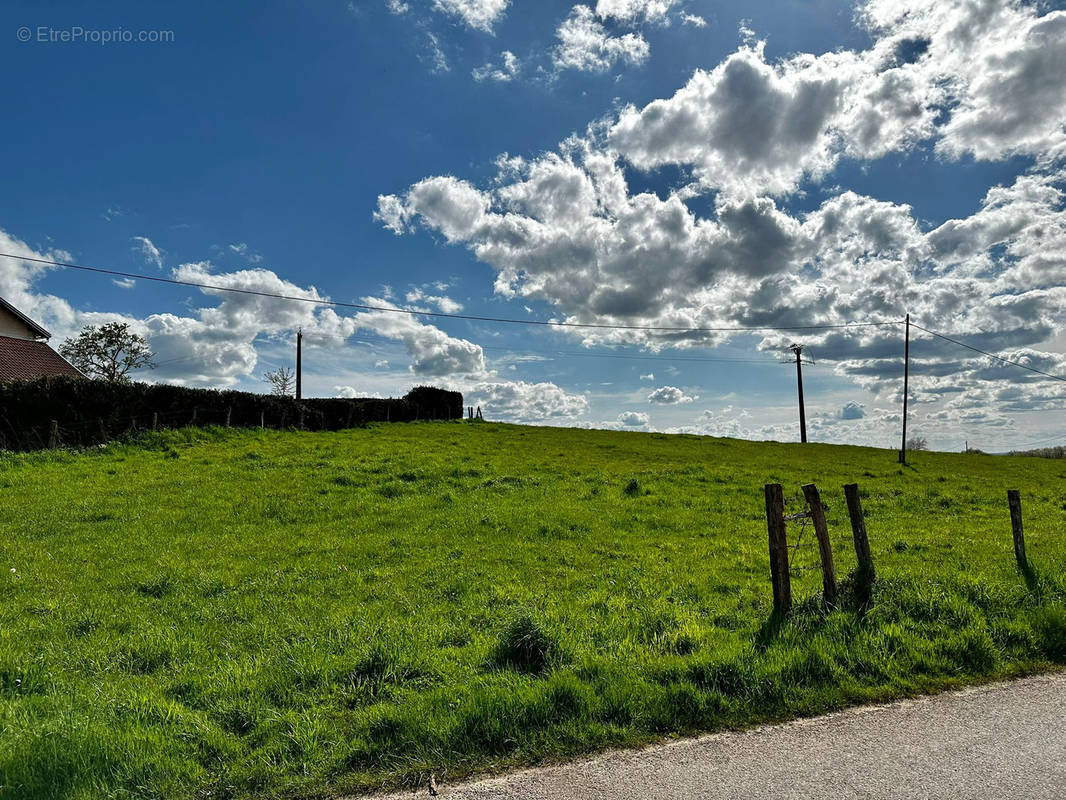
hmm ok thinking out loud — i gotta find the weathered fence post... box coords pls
[298,408,305,430]
[802,483,838,606]
[260,410,265,430]
[151,412,158,432]
[191,407,198,426]
[225,406,232,427]
[48,420,59,449]
[764,483,791,614]
[97,418,108,443]
[843,483,875,587]
[1007,490,1027,571]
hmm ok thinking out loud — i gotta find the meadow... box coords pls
[1,422,1064,799]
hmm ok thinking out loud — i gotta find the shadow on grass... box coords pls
[756,570,876,648]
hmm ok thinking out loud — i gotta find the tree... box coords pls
[60,322,155,382]
[264,366,296,397]
[906,435,929,451]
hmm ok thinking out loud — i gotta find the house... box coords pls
[0,296,84,381]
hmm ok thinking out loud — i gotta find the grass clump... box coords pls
[490,613,561,674]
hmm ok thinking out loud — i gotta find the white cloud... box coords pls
[113,277,136,289]
[228,242,263,263]
[425,32,450,73]
[639,372,654,380]
[405,286,463,312]
[595,0,678,25]
[553,5,650,73]
[609,43,861,197]
[335,386,384,398]
[862,0,1066,162]
[648,385,696,403]
[374,359,389,368]
[433,0,509,32]
[386,0,409,13]
[131,236,163,269]
[462,379,589,421]
[353,297,486,376]
[681,13,705,27]
[473,50,520,82]
[616,410,650,426]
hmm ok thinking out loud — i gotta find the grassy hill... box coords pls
[2,423,1064,799]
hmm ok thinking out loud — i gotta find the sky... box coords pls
[2,0,1065,452]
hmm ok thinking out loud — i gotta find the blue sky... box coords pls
[2,0,1065,451]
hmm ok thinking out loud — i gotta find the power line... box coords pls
[1008,432,1064,451]
[912,322,1066,383]
[3,252,901,334]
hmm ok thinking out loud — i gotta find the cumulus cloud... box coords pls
[131,236,163,269]
[462,379,589,421]
[353,298,486,376]
[647,385,696,403]
[0,229,493,388]
[594,0,678,25]
[553,5,650,73]
[840,401,866,420]
[335,386,384,398]
[861,0,1066,161]
[433,0,509,32]
[616,410,650,426]
[405,286,463,312]
[376,0,1066,429]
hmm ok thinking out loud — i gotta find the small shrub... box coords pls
[623,478,641,497]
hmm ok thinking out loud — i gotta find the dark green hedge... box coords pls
[0,377,462,451]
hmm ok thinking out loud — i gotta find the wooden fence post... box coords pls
[151,412,158,432]
[48,420,59,449]
[843,483,875,586]
[1007,490,1027,571]
[260,410,265,430]
[191,407,198,426]
[97,418,108,443]
[802,483,838,606]
[225,406,232,427]
[298,408,305,430]
[764,483,791,614]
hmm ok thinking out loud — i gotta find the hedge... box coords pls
[0,377,462,451]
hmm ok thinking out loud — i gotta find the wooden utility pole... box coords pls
[788,344,811,443]
[899,313,910,464]
[295,328,303,401]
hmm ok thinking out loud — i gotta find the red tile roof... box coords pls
[0,336,84,381]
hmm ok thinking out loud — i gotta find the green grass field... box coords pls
[2,422,1065,799]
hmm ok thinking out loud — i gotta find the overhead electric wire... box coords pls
[1007,431,1065,451]
[2,252,901,334]
[912,322,1066,383]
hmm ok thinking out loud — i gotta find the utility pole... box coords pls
[787,343,812,444]
[899,313,910,464]
[295,328,303,401]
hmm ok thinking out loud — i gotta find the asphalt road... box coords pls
[373,671,1066,800]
